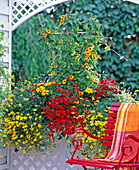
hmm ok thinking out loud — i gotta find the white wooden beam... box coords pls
[0,5,9,15]
[126,0,139,4]
[11,0,69,31]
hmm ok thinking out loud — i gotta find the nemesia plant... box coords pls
[1,14,138,156]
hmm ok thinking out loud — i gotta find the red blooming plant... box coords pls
[44,84,87,138]
[94,78,119,99]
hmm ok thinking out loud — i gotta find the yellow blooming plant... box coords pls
[1,80,59,152]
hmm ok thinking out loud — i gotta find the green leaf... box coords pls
[94,43,100,51]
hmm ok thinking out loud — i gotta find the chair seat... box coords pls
[66,158,139,169]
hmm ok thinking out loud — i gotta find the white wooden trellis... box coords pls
[0,0,139,169]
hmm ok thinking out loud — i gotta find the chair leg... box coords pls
[82,165,87,170]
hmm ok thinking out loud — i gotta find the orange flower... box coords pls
[51,71,55,76]
[84,56,91,61]
[43,33,47,38]
[92,52,97,58]
[69,75,74,79]
[85,48,89,53]
[79,91,84,95]
[59,39,63,43]
[60,20,64,25]
[37,30,41,34]
[61,17,65,21]
[56,30,58,33]
[53,65,58,68]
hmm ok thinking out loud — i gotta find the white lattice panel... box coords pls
[11,0,69,31]
[10,139,85,170]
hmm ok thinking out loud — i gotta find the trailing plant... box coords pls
[0,24,10,138]
[2,14,138,156]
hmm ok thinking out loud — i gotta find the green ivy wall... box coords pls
[12,0,139,91]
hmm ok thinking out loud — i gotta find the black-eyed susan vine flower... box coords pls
[46,29,51,34]
[51,71,55,76]
[43,33,47,38]
[53,65,58,68]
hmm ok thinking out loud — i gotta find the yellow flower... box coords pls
[41,90,49,96]
[98,149,101,152]
[88,47,93,51]
[98,55,102,60]
[51,71,55,76]
[20,88,24,92]
[19,103,22,107]
[92,97,95,100]
[85,88,93,93]
[38,124,42,128]
[11,82,15,86]
[46,29,51,34]
[23,150,26,153]
[11,75,14,79]
[43,33,47,38]
[20,134,23,138]
[53,65,58,68]
[24,98,29,101]
[62,79,66,84]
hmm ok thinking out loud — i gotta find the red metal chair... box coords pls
[66,103,139,170]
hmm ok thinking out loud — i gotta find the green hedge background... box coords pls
[12,0,139,92]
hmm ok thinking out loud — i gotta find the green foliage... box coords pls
[0,24,10,138]
[12,1,139,93]
[52,0,139,92]
[12,15,52,82]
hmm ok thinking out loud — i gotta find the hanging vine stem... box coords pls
[37,14,45,27]
[37,14,55,64]
[46,38,55,64]
[103,41,128,61]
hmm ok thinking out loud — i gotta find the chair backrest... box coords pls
[102,103,121,156]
